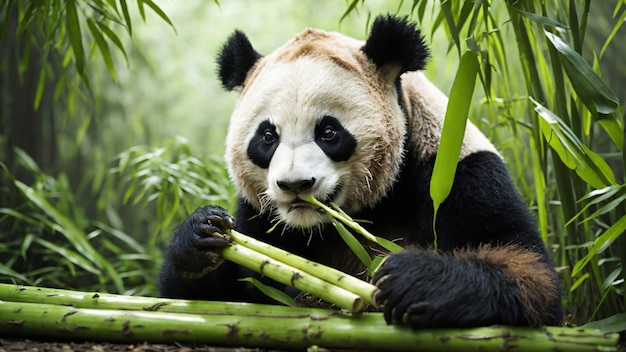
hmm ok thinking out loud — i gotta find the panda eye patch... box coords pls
[315,116,356,162]
[247,120,279,169]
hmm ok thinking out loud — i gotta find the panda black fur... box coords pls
[159,15,564,328]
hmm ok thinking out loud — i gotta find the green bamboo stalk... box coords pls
[221,242,364,312]
[230,230,378,306]
[0,284,327,317]
[0,298,618,351]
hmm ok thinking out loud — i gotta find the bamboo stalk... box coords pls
[0,297,619,351]
[230,229,378,306]
[0,284,328,317]
[221,242,365,312]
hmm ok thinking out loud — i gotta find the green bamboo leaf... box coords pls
[33,238,102,275]
[544,30,620,115]
[15,0,39,34]
[0,266,30,283]
[569,272,589,292]
[571,214,626,277]
[332,219,371,267]
[430,51,479,236]
[340,0,361,23]
[96,21,128,65]
[600,9,626,58]
[86,19,116,82]
[508,5,569,29]
[139,0,176,32]
[238,277,295,307]
[583,313,626,334]
[119,0,132,35]
[533,99,615,189]
[33,66,46,111]
[65,0,85,75]
[367,255,385,278]
[0,0,15,41]
[14,181,124,292]
[440,0,460,55]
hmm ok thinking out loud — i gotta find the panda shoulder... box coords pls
[401,71,499,161]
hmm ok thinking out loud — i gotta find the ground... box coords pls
[0,339,291,352]
[1,335,624,352]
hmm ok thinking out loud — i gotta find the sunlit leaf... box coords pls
[533,99,616,189]
[545,30,620,115]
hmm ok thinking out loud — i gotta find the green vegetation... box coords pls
[0,0,624,337]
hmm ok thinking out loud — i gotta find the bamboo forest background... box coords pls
[1,0,624,328]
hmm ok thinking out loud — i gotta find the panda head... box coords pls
[217,15,429,229]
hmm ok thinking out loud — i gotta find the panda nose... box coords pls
[276,178,316,194]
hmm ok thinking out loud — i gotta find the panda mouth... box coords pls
[286,186,341,213]
[288,199,320,213]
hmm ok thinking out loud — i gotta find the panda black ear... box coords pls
[361,15,429,81]
[217,30,263,91]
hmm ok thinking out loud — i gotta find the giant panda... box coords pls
[159,15,564,328]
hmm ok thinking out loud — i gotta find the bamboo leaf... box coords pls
[340,0,361,23]
[332,218,372,267]
[33,238,102,275]
[430,51,479,243]
[508,5,569,29]
[86,18,116,82]
[583,313,626,334]
[440,0,461,55]
[544,30,620,115]
[367,255,385,278]
[96,21,128,65]
[571,214,626,277]
[0,0,15,41]
[600,9,626,58]
[65,0,85,75]
[533,99,616,189]
[119,0,132,35]
[139,0,176,32]
[238,277,295,307]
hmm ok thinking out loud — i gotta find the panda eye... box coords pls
[320,126,336,142]
[263,129,277,144]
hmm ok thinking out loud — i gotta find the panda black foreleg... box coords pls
[159,205,245,300]
[371,245,561,328]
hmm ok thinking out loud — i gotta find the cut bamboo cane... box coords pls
[221,243,364,312]
[0,298,619,351]
[230,229,378,306]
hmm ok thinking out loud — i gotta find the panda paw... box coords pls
[371,250,464,328]
[174,205,235,277]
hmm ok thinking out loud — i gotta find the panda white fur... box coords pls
[160,15,563,328]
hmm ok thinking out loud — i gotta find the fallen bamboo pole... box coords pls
[0,284,620,351]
